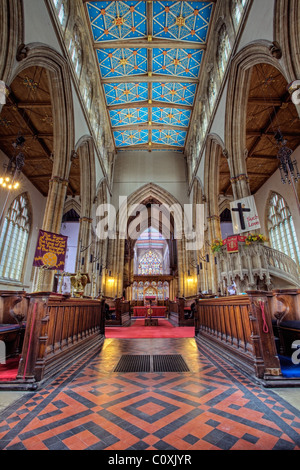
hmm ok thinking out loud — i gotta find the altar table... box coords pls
[133,306,167,317]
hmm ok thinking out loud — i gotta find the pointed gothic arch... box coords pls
[224,41,290,200]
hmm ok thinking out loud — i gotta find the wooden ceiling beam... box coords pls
[247,130,299,138]
[6,93,53,159]
[117,143,183,151]
[93,39,207,50]
[248,97,284,106]
[113,124,188,132]
[5,102,52,109]
[0,133,53,141]
[247,91,291,157]
[101,75,198,84]
[247,154,278,161]
[108,100,192,111]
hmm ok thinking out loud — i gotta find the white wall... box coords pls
[254,145,300,247]
[23,0,62,54]
[112,150,190,207]
[0,150,46,291]
[237,0,275,53]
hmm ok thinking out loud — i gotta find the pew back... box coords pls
[195,292,281,381]
[17,293,105,386]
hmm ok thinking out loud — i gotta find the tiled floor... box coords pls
[0,337,300,451]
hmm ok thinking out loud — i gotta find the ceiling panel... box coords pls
[85,1,215,151]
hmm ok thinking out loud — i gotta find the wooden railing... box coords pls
[195,291,282,383]
[217,243,300,292]
[104,298,130,326]
[169,298,197,326]
[15,293,105,388]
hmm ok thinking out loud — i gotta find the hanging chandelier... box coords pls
[0,135,26,190]
[274,130,300,185]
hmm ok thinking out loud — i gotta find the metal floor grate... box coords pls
[153,355,190,372]
[114,355,151,372]
[114,355,190,373]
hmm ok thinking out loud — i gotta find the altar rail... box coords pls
[104,298,130,326]
[1,293,105,390]
[195,291,291,386]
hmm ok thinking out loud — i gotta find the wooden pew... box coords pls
[169,297,197,326]
[267,289,300,357]
[104,297,131,326]
[2,293,106,390]
[0,291,29,359]
[195,291,284,386]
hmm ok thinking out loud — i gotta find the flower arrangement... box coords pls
[245,234,268,246]
[211,239,224,253]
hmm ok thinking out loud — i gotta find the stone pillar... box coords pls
[207,215,222,294]
[33,176,69,292]
[77,217,93,273]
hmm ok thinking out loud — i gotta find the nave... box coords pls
[1,331,300,451]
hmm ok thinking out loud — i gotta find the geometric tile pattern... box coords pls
[152,107,192,127]
[97,48,148,78]
[153,1,213,43]
[85,1,216,151]
[113,128,149,147]
[87,1,147,43]
[152,129,187,147]
[109,107,149,127]
[1,337,299,451]
[104,82,148,106]
[152,82,197,106]
[152,48,203,78]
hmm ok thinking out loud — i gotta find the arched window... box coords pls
[231,0,247,26]
[0,193,31,282]
[207,69,217,111]
[217,25,231,79]
[69,26,83,77]
[267,192,300,265]
[138,251,163,275]
[52,0,68,29]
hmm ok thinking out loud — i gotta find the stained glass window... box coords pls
[232,0,247,26]
[52,0,68,28]
[267,192,300,265]
[69,26,83,77]
[217,25,231,79]
[138,250,163,275]
[0,193,31,282]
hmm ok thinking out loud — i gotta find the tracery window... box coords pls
[138,251,163,275]
[217,25,231,79]
[207,70,217,111]
[52,0,68,28]
[69,27,83,77]
[267,192,300,265]
[0,193,31,282]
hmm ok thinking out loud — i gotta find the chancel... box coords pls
[0,0,300,452]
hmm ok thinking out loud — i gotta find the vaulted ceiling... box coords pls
[83,0,215,152]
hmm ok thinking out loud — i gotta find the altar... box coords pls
[133,306,167,318]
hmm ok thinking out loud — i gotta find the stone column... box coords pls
[207,215,222,294]
[77,217,93,273]
[33,176,69,292]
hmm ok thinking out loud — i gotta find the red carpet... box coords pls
[0,357,20,381]
[105,319,195,339]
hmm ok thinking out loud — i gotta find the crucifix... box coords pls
[232,203,251,231]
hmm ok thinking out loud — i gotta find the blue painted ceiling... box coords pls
[85,1,214,151]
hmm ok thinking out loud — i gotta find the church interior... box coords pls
[0,0,300,452]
